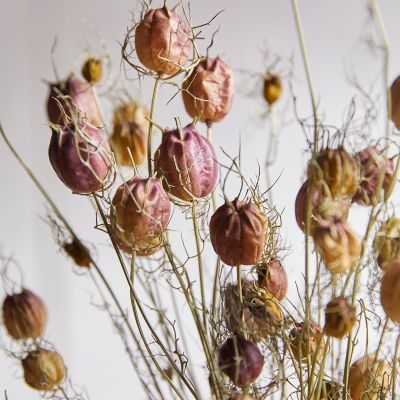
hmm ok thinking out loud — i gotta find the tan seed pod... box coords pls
[263,74,282,105]
[348,355,391,400]
[390,75,400,129]
[373,217,400,270]
[2,289,47,340]
[380,258,400,323]
[314,219,361,274]
[63,239,91,268]
[324,296,356,339]
[81,57,103,84]
[22,348,67,391]
[257,259,288,301]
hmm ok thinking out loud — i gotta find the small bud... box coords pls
[22,348,67,391]
[324,296,356,339]
[263,74,282,105]
[380,259,400,323]
[218,335,264,387]
[373,217,400,270]
[2,289,47,340]
[63,239,91,268]
[257,259,288,301]
[81,58,103,84]
[210,198,267,266]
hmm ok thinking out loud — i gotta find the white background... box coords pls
[1,0,400,399]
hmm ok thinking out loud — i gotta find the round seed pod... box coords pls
[224,282,283,342]
[295,180,351,236]
[210,198,267,266]
[46,75,103,127]
[110,177,171,251]
[49,122,112,194]
[373,217,400,270]
[155,123,218,201]
[218,335,264,387]
[324,296,356,339]
[135,7,192,75]
[81,57,102,84]
[257,259,288,301]
[307,148,360,199]
[2,289,47,340]
[390,75,400,129]
[115,234,163,257]
[289,321,325,364]
[314,219,361,274]
[110,101,148,167]
[182,57,234,124]
[353,147,394,206]
[22,348,67,391]
[63,239,91,268]
[263,74,282,105]
[380,259,400,323]
[348,355,391,400]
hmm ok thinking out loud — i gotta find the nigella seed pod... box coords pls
[324,296,356,339]
[49,122,112,194]
[391,75,400,129]
[218,335,264,387]
[81,57,103,84]
[316,380,341,400]
[182,57,234,124]
[135,7,192,75]
[295,180,351,235]
[263,74,282,105]
[22,348,67,391]
[2,289,47,340]
[314,219,361,274]
[289,321,325,364]
[348,355,391,400]
[307,148,360,199]
[210,198,267,266]
[373,217,400,270]
[46,75,103,127]
[155,123,218,201]
[110,177,171,252]
[229,394,256,400]
[63,239,91,268]
[110,101,149,167]
[353,147,394,206]
[380,259,400,323]
[257,259,288,301]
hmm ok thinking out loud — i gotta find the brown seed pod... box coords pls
[263,74,282,105]
[353,147,394,206]
[324,296,356,339]
[135,7,192,75]
[209,198,267,266]
[257,259,288,301]
[294,179,351,236]
[46,75,103,127]
[390,75,400,129]
[289,321,325,364]
[229,394,256,400]
[373,217,400,270]
[348,355,391,400]
[316,380,342,400]
[155,123,218,201]
[63,239,91,268]
[182,57,234,124]
[307,148,360,199]
[110,177,171,251]
[110,101,149,167]
[81,57,103,84]
[2,289,47,340]
[22,348,67,391]
[314,219,361,274]
[224,282,283,342]
[380,259,400,323]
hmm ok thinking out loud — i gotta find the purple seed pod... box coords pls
[46,75,103,127]
[155,123,218,201]
[110,177,171,252]
[48,122,112,194]
[353,147,394,206]
[218,335,264,387]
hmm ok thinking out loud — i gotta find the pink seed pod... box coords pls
[2,289,47,340]
[46,75,103,127]
[110,177,171,252]
[210,198,267,266]
[353,147,394,206]
[155,123,218,201]
[182,57,234,124]
[49,122,112,194]
[135,7,192,75]
[295,180,351,236]
[218,335,264,387]
[229,394,256,400]
[314,219,361,274]
[257,259,288,301]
